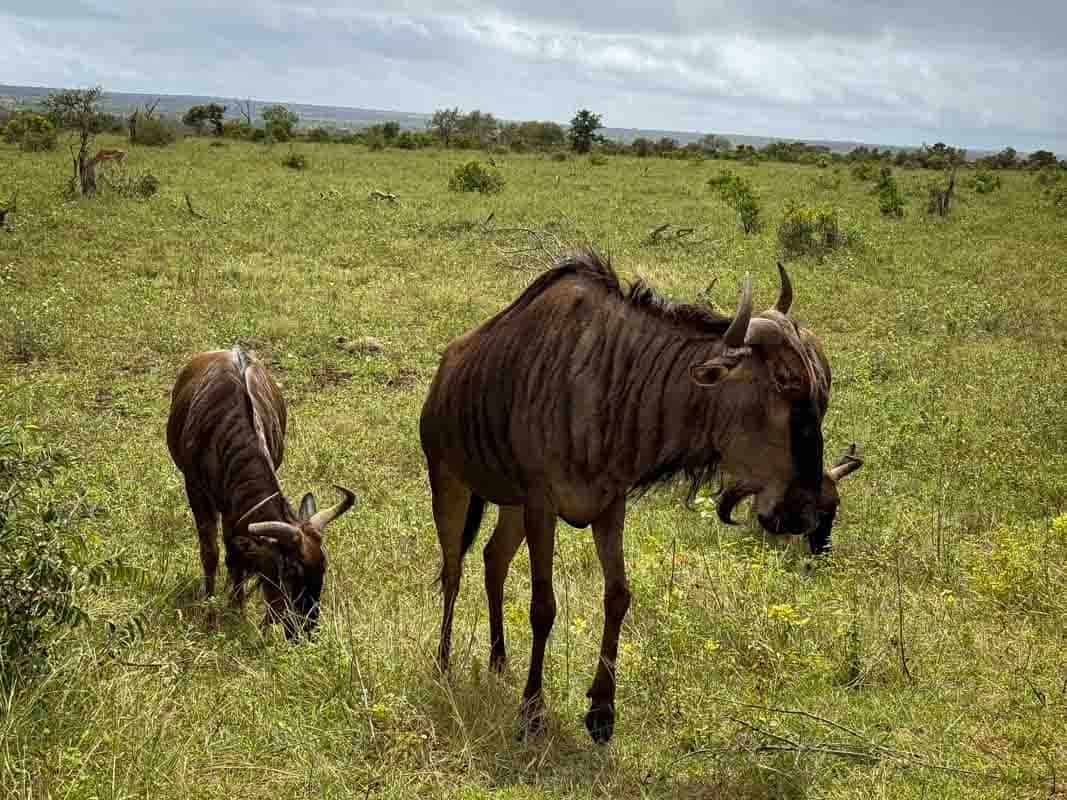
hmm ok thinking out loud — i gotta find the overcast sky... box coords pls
[3,1,1064,153]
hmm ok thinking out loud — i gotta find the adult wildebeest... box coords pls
[421,249,857,742]
[167,347,356,639]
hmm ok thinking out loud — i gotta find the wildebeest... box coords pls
[167,347,355,638]
[420,249,855,742]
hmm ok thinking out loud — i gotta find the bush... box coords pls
[448,160,505,194]
[305,126,333,143]
[1035,168,1062,187]
[282,151,308,170]
[850,162,875,181]
[877,172,907,217]
[550,151,569,162]
[971,171,1001,194]
[221,120,252,139]
[395,131,419,150]
[130,115,176,146]
[589,154,608,166]
[709,170,761,233]
[777,201,850,258]
[3,112,57,151]
[0,422,118,679]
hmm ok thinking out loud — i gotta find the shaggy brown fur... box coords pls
[420,249,850,743]
[167,347,355,638]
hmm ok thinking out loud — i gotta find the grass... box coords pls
[1,137,1066,799]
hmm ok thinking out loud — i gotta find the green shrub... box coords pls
[875,167,907,217]
[395,131,419,150]
[305,126,333,143]
[282,151,308,170]
[709,170,761,233]
[589,154,608,166]
[130,115,176,146]
[0,422,119,679]
[221,120,252,139]
[850,162,875,181]
[968,517,1066,610]
[970,170,1001,194]
[777,201,850,258]
[3,112,57,151]
[448,160,504,194]
[551,151,568,162]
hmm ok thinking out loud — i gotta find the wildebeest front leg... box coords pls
[429,462,473,674]
[185,479,219,597]
[519,503,557,738]
[585,496,631,744]
[484,505,525,673]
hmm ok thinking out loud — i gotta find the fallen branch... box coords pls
[368,190,398,202]
[185,193,207,220]
[642,222,706,246]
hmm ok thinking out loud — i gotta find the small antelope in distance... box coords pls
[167,347,356,639]
[421,249,863,743]
[92,148,127,165]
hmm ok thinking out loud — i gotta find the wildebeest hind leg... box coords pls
[185,479,219,597]
[585,496,631,744]
[518,503,557,738]
[484,505,525,673]
[430,461,473,674]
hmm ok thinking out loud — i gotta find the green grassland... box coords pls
[1,137,1065,799]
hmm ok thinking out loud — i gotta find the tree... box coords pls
[204,103,226,136]
[381,121,400,141]
[1025,150,1058,170]
[261,104,298,141]
[430,107,461,147]
[42,87,104,197]
[182,106,209,135]
[569,109,603,154]
[698,134,732,154]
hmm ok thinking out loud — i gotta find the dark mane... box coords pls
[491,248,733,336]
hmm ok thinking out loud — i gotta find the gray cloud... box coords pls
[2,1,1064,153]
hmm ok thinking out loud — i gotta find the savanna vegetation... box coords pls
[1,115,1065,800]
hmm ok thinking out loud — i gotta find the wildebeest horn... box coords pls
[744,317,784,348]
[828,443,864,481]
[723,274,752,348]
[308,485,357,531]
[236,491,280,528]
[775,262,793,314]
[247,520,302,545]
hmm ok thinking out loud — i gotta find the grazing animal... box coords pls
[92,148,127,165]
[167,347,355,638]
[421,249,841,742]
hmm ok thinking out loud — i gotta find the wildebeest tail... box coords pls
[460,495,486,559]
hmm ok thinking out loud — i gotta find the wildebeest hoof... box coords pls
[517,700,547,741]
[585,703,615,744]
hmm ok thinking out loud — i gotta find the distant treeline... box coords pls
[2,97,1062,171]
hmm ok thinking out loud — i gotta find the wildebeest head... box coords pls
[690,264,835,538]
[236,486,356,639]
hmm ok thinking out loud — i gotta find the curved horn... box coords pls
[774,262,793,314]
[247,520,301,546]
[236,491,280,528]
[744,317,785,349]
[723,274,752,349]
[828,444,864,482]
[308,485,357,531]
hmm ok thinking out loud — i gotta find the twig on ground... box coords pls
[185,193,207,220]
[368,190,398,202]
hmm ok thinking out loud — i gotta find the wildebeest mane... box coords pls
[488,248,733,336]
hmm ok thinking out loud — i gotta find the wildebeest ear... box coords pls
[690,357,741,387]
[299,492,317,521]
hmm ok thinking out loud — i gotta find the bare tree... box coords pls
[429,107,461,147]
[43,87,104,197]
[236,98,255,128]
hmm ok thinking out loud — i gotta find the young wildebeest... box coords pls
[167,347,356,639]
[421,250,857,742]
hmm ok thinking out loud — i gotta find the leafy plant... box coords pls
[970,170,1001,194]
[876,168,907,217]
[709,170,761,233]
[3,112,57,151]
[0,423,119,679]
[282,150,308,170]
[448,160,504,194]
[777,201,852,258]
